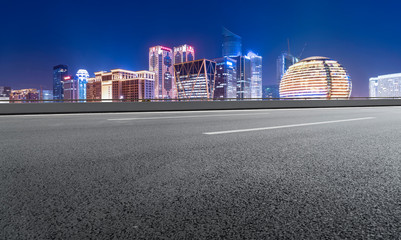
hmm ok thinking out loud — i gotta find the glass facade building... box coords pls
[222,28,242,57]
[149,46,175,99]
[231,56,252,99]
[76,69,89,101]
[40,90,53,101]
[174,59,216,99]
[369,73,401,98]
[277,52,299,85]
[247,52,263,99]
[280,56,352,99]
[213,57,237,99]
[53,65,68,100]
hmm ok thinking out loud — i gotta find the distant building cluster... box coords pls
[8,27,401,101]
[369,74,401,98]
[49,29,263,102]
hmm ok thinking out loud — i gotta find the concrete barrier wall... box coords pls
[1,100,401,115]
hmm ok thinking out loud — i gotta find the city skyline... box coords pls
[2,0,401,97]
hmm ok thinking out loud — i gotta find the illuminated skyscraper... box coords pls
[369,73,401,98]
[63,75,78,101]
[222,28,242,57]
[76,69,89,100]
[93,69,154,102]
[149,46,175,99]
[280,56,352,99]
[231,56,252,99]
[277,52,299,85]
[247,52,263,99]
[173,45,195,64]
[174,59,216,99]
[53,65,68,100]
[213,57,237,99]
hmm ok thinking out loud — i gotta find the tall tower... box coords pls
[76,69,89,101]
[231,56,252,99]
[222,28,242,57]
[53,65,68,100]
[277,52,299,85]
[173,45,195,64]
[276,53,299,98]
[63,75,78,101]
[149,46,175,99]
[247,52,263,99]
[213,57,237,99]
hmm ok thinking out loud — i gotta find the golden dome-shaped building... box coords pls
[279,56,352,99]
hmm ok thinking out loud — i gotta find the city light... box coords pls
[280,56,352,99]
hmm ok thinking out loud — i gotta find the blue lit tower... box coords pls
[277,52,299,86]
[53,65,68,100]
[231,55,252,99]
[213,57,237,99]
[76,69,89,100]
[222,28,242,57]
[247,52,263,99]
[275,52,299,98]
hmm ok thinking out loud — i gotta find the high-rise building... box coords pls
[277,52,299,86]
[173,45,195,64]
[149,46,175,99]
[174,59,216,99]
[53,65,68,100]
[9,89,40,103]
[86,77,101,101]
[222,28,242,57]
[0,86,11,97]
[63,75,78,101]
[369,73,401,98]
[280,56,352,99]
[92,69,154,102]
[247,52,263,99]
[231,56,252,99]
[213,57,237,99]
[39,89,53,102]
[76,69,89,100]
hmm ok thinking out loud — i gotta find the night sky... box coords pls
[1,0,401,97]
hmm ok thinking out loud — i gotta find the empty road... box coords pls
[1,106,401,239]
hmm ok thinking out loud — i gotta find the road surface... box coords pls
[1,107,401,239]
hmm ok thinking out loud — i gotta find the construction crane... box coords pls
[298,43,307,59]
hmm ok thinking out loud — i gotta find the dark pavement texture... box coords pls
[1,107,401,239]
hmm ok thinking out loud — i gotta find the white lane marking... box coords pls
[108,112,271,121]
[203,117,376,135]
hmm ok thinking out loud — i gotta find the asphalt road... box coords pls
[1,107,401,239]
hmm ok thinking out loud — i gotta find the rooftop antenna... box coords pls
[298,43,307,59]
